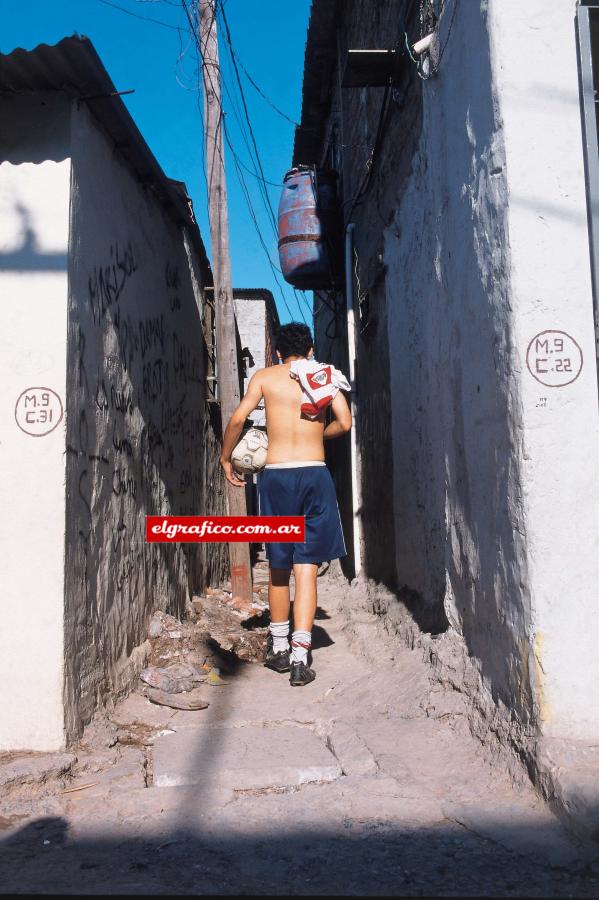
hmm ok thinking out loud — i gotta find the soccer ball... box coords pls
[231,428,269,475]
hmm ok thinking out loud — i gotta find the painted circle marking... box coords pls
[525,330,583,388]
[15,387,64,437]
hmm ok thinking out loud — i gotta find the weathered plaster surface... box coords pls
[63,101,226,742]
[0,153,70,750]
[489,0,599,740]
[313,0,599,752]
[313,0,532,709]
[234,297,267,424]
[381,0,533,720]
[311,0,515,711]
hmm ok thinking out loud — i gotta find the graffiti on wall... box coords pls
[69,234,208,659]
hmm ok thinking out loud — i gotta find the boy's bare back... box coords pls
[258,364,326,464]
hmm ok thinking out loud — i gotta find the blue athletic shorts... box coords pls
[258,464,347,568]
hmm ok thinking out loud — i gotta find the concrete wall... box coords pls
[0,93,71,749]
[64,100,227,741]
[234,297,267,424]
[380,0,532,715]
[311,0,599,739]
[233,294,279,425]
[490,0,599,741]
[264,303,278,373]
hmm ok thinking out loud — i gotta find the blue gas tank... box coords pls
[277,167,341,290]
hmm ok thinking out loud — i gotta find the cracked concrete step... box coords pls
[0,753,76,791]
[152,723,342,791]
[60,774,447,837]
[323,721,379,776]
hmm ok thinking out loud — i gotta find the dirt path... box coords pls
[1,571,599,896]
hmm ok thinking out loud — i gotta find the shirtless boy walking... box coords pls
[220,323,352,686]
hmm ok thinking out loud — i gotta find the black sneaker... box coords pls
[289,661,316,686]
[263,633,290,673]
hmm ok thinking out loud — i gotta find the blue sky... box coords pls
[1,0,312,324]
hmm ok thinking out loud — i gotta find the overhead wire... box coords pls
[227,50,300,127]
[218,66,312,319]
[189,1,303,323]
[208,19,370,155]
[217,3,311,322]
[434,0,460,70]
[98,0,308,324]
[228,143,299,322]
[218,3,280,236]
[342,82,392,225]
[98,0,184,30]
[222,142,283,188]
[136,0,182,7]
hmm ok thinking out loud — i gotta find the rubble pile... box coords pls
[190,586,269,662]
[0,572,272,818]
[146,561,270,668]
[134,571,270,710]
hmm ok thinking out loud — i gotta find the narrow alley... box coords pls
[3,0,599,896]
[1,566,599,895]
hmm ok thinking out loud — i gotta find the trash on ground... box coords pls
[146,688,209,710]
[139,663,207,694]
[60,782,99,795]
[207,667,230,686]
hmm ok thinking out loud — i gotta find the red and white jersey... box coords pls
[289,358,351,420]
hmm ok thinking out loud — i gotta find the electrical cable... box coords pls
[404,0,460,80]
[216,74,305,320]
[216,5,310,323]
[434,0,459,71]
[223,138,283,188]
[220,71,283,201]
[98,0,184,29]
[182,0,307,324]
[219,4,280,235]
[136,0,182,6]
[231,149,300,323]
[343,82,392,225]
[225,46,300,127]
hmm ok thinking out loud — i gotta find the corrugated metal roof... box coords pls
[0,35,212,282]
[0,34,109,95]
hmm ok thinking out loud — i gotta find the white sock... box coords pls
[291,629,311,665]
[269,620,290,654]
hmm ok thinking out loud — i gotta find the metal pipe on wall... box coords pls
[345,222,363,577]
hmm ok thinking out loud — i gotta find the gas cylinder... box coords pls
[277,166,342,290]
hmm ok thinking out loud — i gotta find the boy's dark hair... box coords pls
[275,322,314,359]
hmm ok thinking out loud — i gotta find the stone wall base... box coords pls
[332,567,599,843]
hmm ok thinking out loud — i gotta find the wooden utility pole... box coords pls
[199,0,252,602]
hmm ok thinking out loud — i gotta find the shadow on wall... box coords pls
[61,212,225,738]
[0,203,67,271]
[59,98,228,741]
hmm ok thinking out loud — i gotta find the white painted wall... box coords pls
[380,0,599,740]
[490,0,599,740]
[0,158,70,750]
[234,297,267,424]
